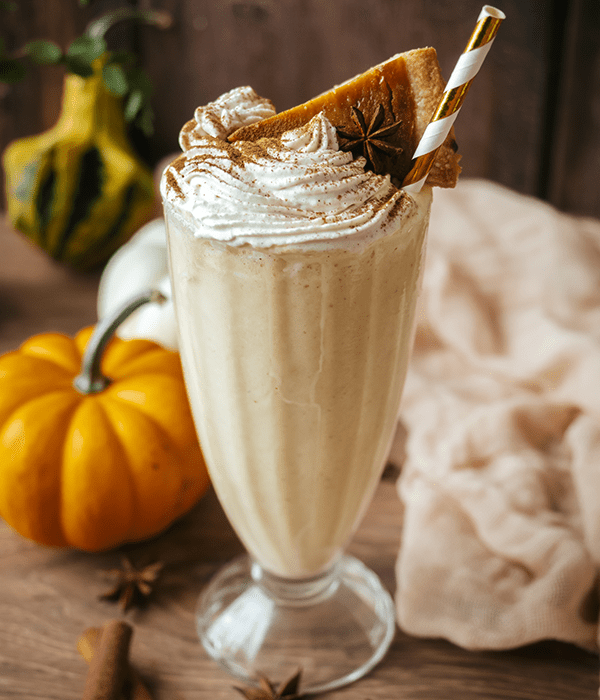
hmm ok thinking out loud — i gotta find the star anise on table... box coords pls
[336,104,403,174]
[99,556,164,611]
[234,668,303,700]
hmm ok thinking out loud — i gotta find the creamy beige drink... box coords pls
[162,88,431,579]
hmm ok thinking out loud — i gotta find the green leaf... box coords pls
[63,35,105,77]
[127,67,153,98]
[102,63,128,96]
[66,35,106,63]
[0,1,18,11]
[106,50,133,66]
[137,105,154,136]
[124,88,143,122]
[25,40,63,65]
[0,58,26,84]
[63,55,94,78]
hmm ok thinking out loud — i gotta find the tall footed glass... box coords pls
[163,181,431,692]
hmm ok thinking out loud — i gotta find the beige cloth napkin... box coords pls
[393,179,600,652]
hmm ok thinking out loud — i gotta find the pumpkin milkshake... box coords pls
[164,107,430,578]
[161,49,459,691]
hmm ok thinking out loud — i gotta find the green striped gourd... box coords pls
[2,55,156,271]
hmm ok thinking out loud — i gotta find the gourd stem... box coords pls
[86,8,173,40]
[73,289,166,395]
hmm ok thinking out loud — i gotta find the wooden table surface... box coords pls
[1,216,598,700]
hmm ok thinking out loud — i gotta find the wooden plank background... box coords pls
[0,0,599,218]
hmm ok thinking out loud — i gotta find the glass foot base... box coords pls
[195,554,396,694]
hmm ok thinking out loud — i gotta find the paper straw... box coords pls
[402,5,506,193]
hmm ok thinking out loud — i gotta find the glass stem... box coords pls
[250,559,341,605]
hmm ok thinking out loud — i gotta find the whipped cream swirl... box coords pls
[179,87,276,147]
[162,87,420,247]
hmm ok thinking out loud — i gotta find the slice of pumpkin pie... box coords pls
[228,47,461,188]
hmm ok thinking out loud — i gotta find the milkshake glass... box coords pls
[161,88,432,692]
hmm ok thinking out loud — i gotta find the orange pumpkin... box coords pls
[0,290,209,551]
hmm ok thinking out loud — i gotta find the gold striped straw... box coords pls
[402,5,506,193]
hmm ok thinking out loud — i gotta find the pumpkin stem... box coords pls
[73,289,167,395]
[86,8,173,40]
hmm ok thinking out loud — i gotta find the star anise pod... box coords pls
[336,104,403,174]
[234,668,303,700]
[99,556,164,611]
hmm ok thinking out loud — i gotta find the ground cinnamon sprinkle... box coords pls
[166,171,182,198]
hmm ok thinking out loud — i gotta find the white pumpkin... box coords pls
[97,217,178,349]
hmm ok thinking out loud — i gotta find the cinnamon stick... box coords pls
[81,620,132,700]
[77,627,102,663]
[78,624,153,700]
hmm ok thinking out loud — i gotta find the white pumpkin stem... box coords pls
[73,289,166,395]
